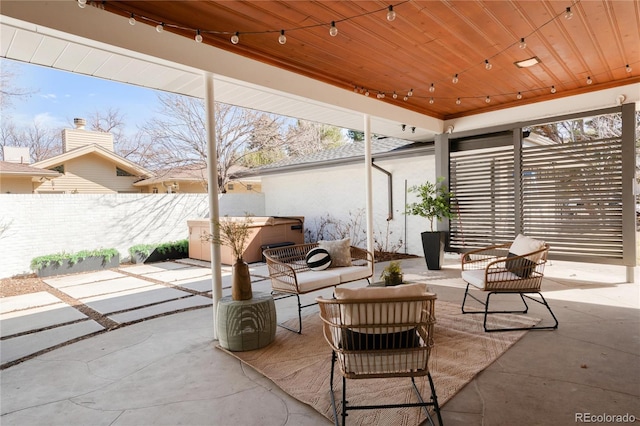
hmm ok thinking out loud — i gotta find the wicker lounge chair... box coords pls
[317,283,442,426]
[460,234,558,332]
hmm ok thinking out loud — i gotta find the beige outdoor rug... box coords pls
[220,300,537,425]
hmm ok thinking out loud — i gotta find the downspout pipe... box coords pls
[371,161,393,221]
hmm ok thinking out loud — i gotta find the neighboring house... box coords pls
[29,119,153,194]
[134,164,261,194]
[0,160,61,194]
[238,137,435,256]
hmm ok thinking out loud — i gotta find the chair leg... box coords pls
[483,291,559,332]
[410,374,443,426]
[329,352,340,426]
[272,292,303,334]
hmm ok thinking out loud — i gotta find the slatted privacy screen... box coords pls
[449,134,625,262]
[521,137,623,260]
[450,146,515,250]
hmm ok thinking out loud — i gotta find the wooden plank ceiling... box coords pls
[103,0,639,121]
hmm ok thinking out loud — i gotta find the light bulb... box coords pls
[364,89,370,96]
[278,30,287,45]
[195,30,203,43]
[407,89,413,97]
[329,21,338,37]
[551,85,556,94]
[564,7,573,20]
[156,23,164,33]
[429,97,434,104]
[231,32,240,44]
[128,14,136,25]
[517,92,523,99]
[452,74,459,84]
[456,98,461,105]
[626,64,632,73]
[485,96,491,103]
[78,0,86,8]
[392,91,398,99]
[354,86,359,93]
[485,59,492,70]
[387,6,396,22]
[403,96,408,101]
[429,83,435,93]
[586,76,592,84]
[519,37,526,49]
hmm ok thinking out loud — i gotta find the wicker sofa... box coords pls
[262,241,374,333]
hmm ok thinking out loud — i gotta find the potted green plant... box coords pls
[380,260,403,286]
[405,177,454,270]
[129,239,188,264]
[203,215,254,301]
[31,248,120,277]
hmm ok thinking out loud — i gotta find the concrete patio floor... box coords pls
[1,256,638,425]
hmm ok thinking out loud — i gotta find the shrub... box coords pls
[31,248,119,270]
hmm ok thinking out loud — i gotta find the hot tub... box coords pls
[188,216,304,264]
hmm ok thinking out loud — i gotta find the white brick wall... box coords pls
[0,192,265,278]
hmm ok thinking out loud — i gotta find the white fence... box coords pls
[0,193,265,278]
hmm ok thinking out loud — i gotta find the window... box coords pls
[117,167,135,177]
[50,165,64,174]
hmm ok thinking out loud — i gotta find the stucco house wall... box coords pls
[261,154,435,256]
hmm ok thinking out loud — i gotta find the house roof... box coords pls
[0,161,61,179]
[32,144,153,178]
[242,138,434,177]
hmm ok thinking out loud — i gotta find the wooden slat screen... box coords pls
[521,138,624,260]
[448,136,624,262]
[449,146,515,250]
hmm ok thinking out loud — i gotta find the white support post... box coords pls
[204,72,223,338]
[364,114,374,259]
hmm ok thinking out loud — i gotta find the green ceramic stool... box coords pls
[217,291,276,351]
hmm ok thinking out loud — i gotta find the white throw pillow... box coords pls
[318,238,352,267]
[509,234,545,261]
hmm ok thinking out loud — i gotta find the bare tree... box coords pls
[284,119,346,157]
[0,60,33,110]
[139,93,284,190]
[0,119,62,162]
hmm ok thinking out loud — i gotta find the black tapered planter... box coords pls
[421,231,445,270]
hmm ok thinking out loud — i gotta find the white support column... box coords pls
[204,72,223,337]
[364,114,374,259]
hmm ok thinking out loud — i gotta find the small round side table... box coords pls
[217,291,276,351]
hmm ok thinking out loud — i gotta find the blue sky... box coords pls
[2,58,162,136]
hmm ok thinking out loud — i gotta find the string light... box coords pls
[626,64,632,73]
[519,37,526,49]
[403,95,409,101]
[387,6,396,22]
[77,0,87,8]
[329,21,338,37]
[564,7,573,20]
[104,1,610,108]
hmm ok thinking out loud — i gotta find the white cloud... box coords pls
[40,93,57,100]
